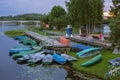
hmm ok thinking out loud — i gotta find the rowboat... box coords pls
[70,42,92,50]
[52,53,67,64]
[109,57,120,66]
[61,54,77,61]
[80,54,102,67]
[14,36,27,40]
[17,51,45,63]
[12,48,41,58]
[77,48,101,58]
[17,54,30,63]
[22,39,37,46]
[28,54,45,65]
[9,46,32,55]
[42,54,53,64]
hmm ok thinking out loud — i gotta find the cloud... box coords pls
[104,0,113,11]
[0,0,68,16]
[0,0,113,16]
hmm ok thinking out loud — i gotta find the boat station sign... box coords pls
[105,65,120,78]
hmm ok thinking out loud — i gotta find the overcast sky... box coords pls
[0,0,112,16]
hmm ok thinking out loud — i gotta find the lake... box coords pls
[0,24,67,80]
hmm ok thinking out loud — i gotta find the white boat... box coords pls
[61,54,77,61]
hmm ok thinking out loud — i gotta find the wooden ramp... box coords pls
[68,36,112,49]
[25,31,70,50]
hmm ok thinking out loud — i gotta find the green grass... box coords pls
[27,27,50,36]
[5,30,24,37]
[68,50,120,80]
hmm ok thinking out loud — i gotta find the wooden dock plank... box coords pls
[68,36,112,49]
[25,31,70,49]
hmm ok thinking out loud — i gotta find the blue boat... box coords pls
[9,46,32,55]
[70,42,92,50]
[109,57,120,66]
[52,53,67,64]
[77,48,101,58]
[14,36,27,40]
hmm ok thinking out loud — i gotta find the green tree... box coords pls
[49,6,67,29]
[40,14,49,27]
[66,0,103,34]
[110,0,120,17]
[110,15,120,46]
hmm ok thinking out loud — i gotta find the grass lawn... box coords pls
[68,49,120,80]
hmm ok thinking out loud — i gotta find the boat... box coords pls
[31,45,44,50]
[70,42,92,51]
[109,57,120,66]
[42,54,53,64]
[17,51,45,63]
[9,46,32,55]
[61,54,77,61]
[43,49,55,54]
[12,48,41,59]
[80,54,102,67]
[77,48,101,58]
[28,54,45,65]
[52,53,67,64]
[17,54,30,63]
[14,36,27,40]
[22,39,37,46]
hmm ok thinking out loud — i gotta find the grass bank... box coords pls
[68,50,120,80]
[5,30,24,37]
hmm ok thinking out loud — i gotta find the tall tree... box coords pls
[110,14,120,46]
[110,0,120,17]
[66,0,104,34]
[40,14,49,27]
[49,6,67,29]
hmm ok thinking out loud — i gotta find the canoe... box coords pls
[77,48,101,58]
[28,54,45,65]
[42,54,53,64]
[61,54,77,61]
[52,53,67,64]
[109,57,120,66]
[9,46,32,55]
[14,36,27,40]
[80,54,102,67]
[12,48,41,58]
[17,51,45,63]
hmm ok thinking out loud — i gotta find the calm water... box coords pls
[0,24,67,80]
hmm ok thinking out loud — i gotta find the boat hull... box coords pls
[80,54,102,67]
[52,53,67,64]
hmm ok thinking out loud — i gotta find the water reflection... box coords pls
[17,65,67,80]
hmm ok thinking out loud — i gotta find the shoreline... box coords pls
[64,63,103,80]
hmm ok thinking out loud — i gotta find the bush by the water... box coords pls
[5,30,24,37]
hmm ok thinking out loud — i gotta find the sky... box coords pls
[0,0,112,16]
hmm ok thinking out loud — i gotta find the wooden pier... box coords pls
[67,36,112,49]
[25,31,70,50]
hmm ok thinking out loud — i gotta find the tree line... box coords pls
[0,13,42,21]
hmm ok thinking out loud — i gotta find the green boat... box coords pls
[80,54,102,67]
[77,48,101,58]
[12,48,41,58]
[22,39,37,45]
